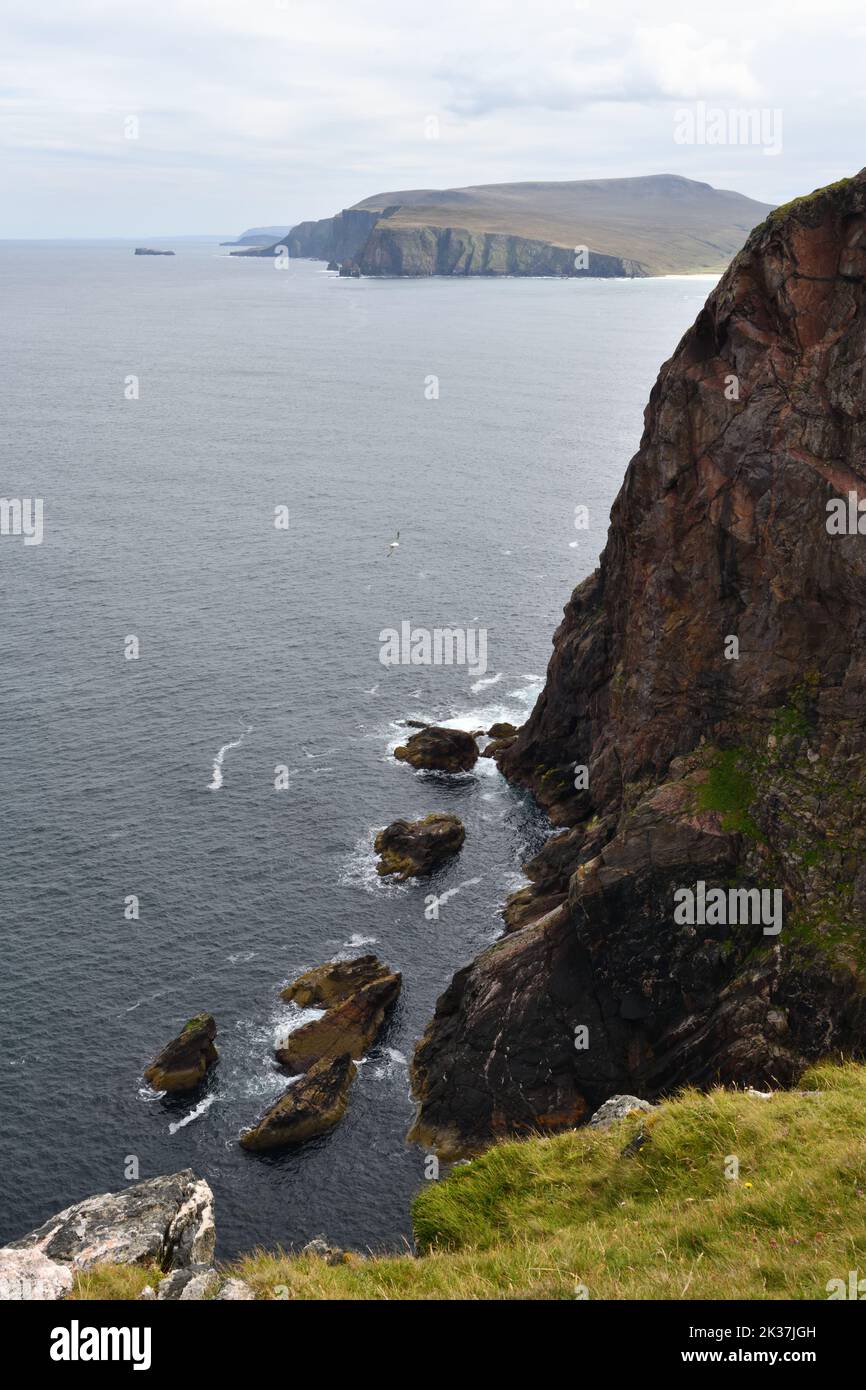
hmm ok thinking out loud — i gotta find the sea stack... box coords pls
[144,1014,218,1093]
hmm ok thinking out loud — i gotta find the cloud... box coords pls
[0,0,863,234]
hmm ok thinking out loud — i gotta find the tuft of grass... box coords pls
[69,1263,160,1301]
[696,748,761,838]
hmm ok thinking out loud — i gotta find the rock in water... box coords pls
[487,722,518,739]
[281,953,392,1007]
[393,726,479,772]
[0,1171,214,1300]
[410,171,866,1157]
[375,813,465,879]
[275,972,401,1071]
[240,1054,356,1151]
[144,1013,218,1092]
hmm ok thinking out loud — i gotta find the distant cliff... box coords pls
[409,171,866,1157]
[233,175,774,278]
[358,224,644,277]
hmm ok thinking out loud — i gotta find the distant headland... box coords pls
[230,174,774,278]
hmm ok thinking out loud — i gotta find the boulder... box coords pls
[154,1264,220,1300]
[215,1277,256,1300]
[240,1054,356,1151]
[301,1235,358,1266]
[487,722,518,739]
[144,1013,218,1093]
[393,726,478,773]
[276,972,401,1071]
[0,1171,214,1300]
[374,813,465,879]
[589,1095,656,1129]
[281,953,391,1008]
[481,737,516,758]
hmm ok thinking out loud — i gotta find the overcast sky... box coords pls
[1,0,864,237]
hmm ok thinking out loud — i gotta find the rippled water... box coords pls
[0,242,714,1256]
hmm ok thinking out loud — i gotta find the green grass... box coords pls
[696,748,762,839]
[69,1263,159,1300]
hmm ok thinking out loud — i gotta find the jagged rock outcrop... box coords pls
[144,1013,218,1092]
[276,971,401,1071]
[394,725,479,772]
[281,953,393,1007]
[411,171,866,1156]
[0,1171,214,1300]
[375,813,465,879]
[240,1054,356,1151]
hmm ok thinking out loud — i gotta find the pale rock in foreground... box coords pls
[589,1096,656,1129]
[0,1170,214,1300]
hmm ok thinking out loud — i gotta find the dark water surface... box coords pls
[0,242,714,1257]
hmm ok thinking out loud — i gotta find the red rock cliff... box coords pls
[410,172,866,1157]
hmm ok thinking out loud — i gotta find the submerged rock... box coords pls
[281,953,391,1008]
[393,725,478,772]
[375,813,465,879]
[240,1054,356,1151]
[0,1170,215,1300]
[144,1013,218,1092]
[275,971,401,1071]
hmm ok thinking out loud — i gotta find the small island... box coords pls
[134,247,175,256]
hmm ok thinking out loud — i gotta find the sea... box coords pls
[0,239,716,1257]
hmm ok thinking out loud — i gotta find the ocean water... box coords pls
[0,241,715,1258]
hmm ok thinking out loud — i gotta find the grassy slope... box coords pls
[352,175,775,274]
[72,1060,866,1300]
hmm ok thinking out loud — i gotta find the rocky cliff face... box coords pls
[410,171,866,1157]
[358,225,645,277]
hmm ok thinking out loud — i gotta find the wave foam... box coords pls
[208,724,253,791]
[169,1095,215,1134]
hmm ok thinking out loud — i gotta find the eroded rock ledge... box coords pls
[410,170,866,1156]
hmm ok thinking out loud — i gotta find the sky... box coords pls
[1,0,864,237]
